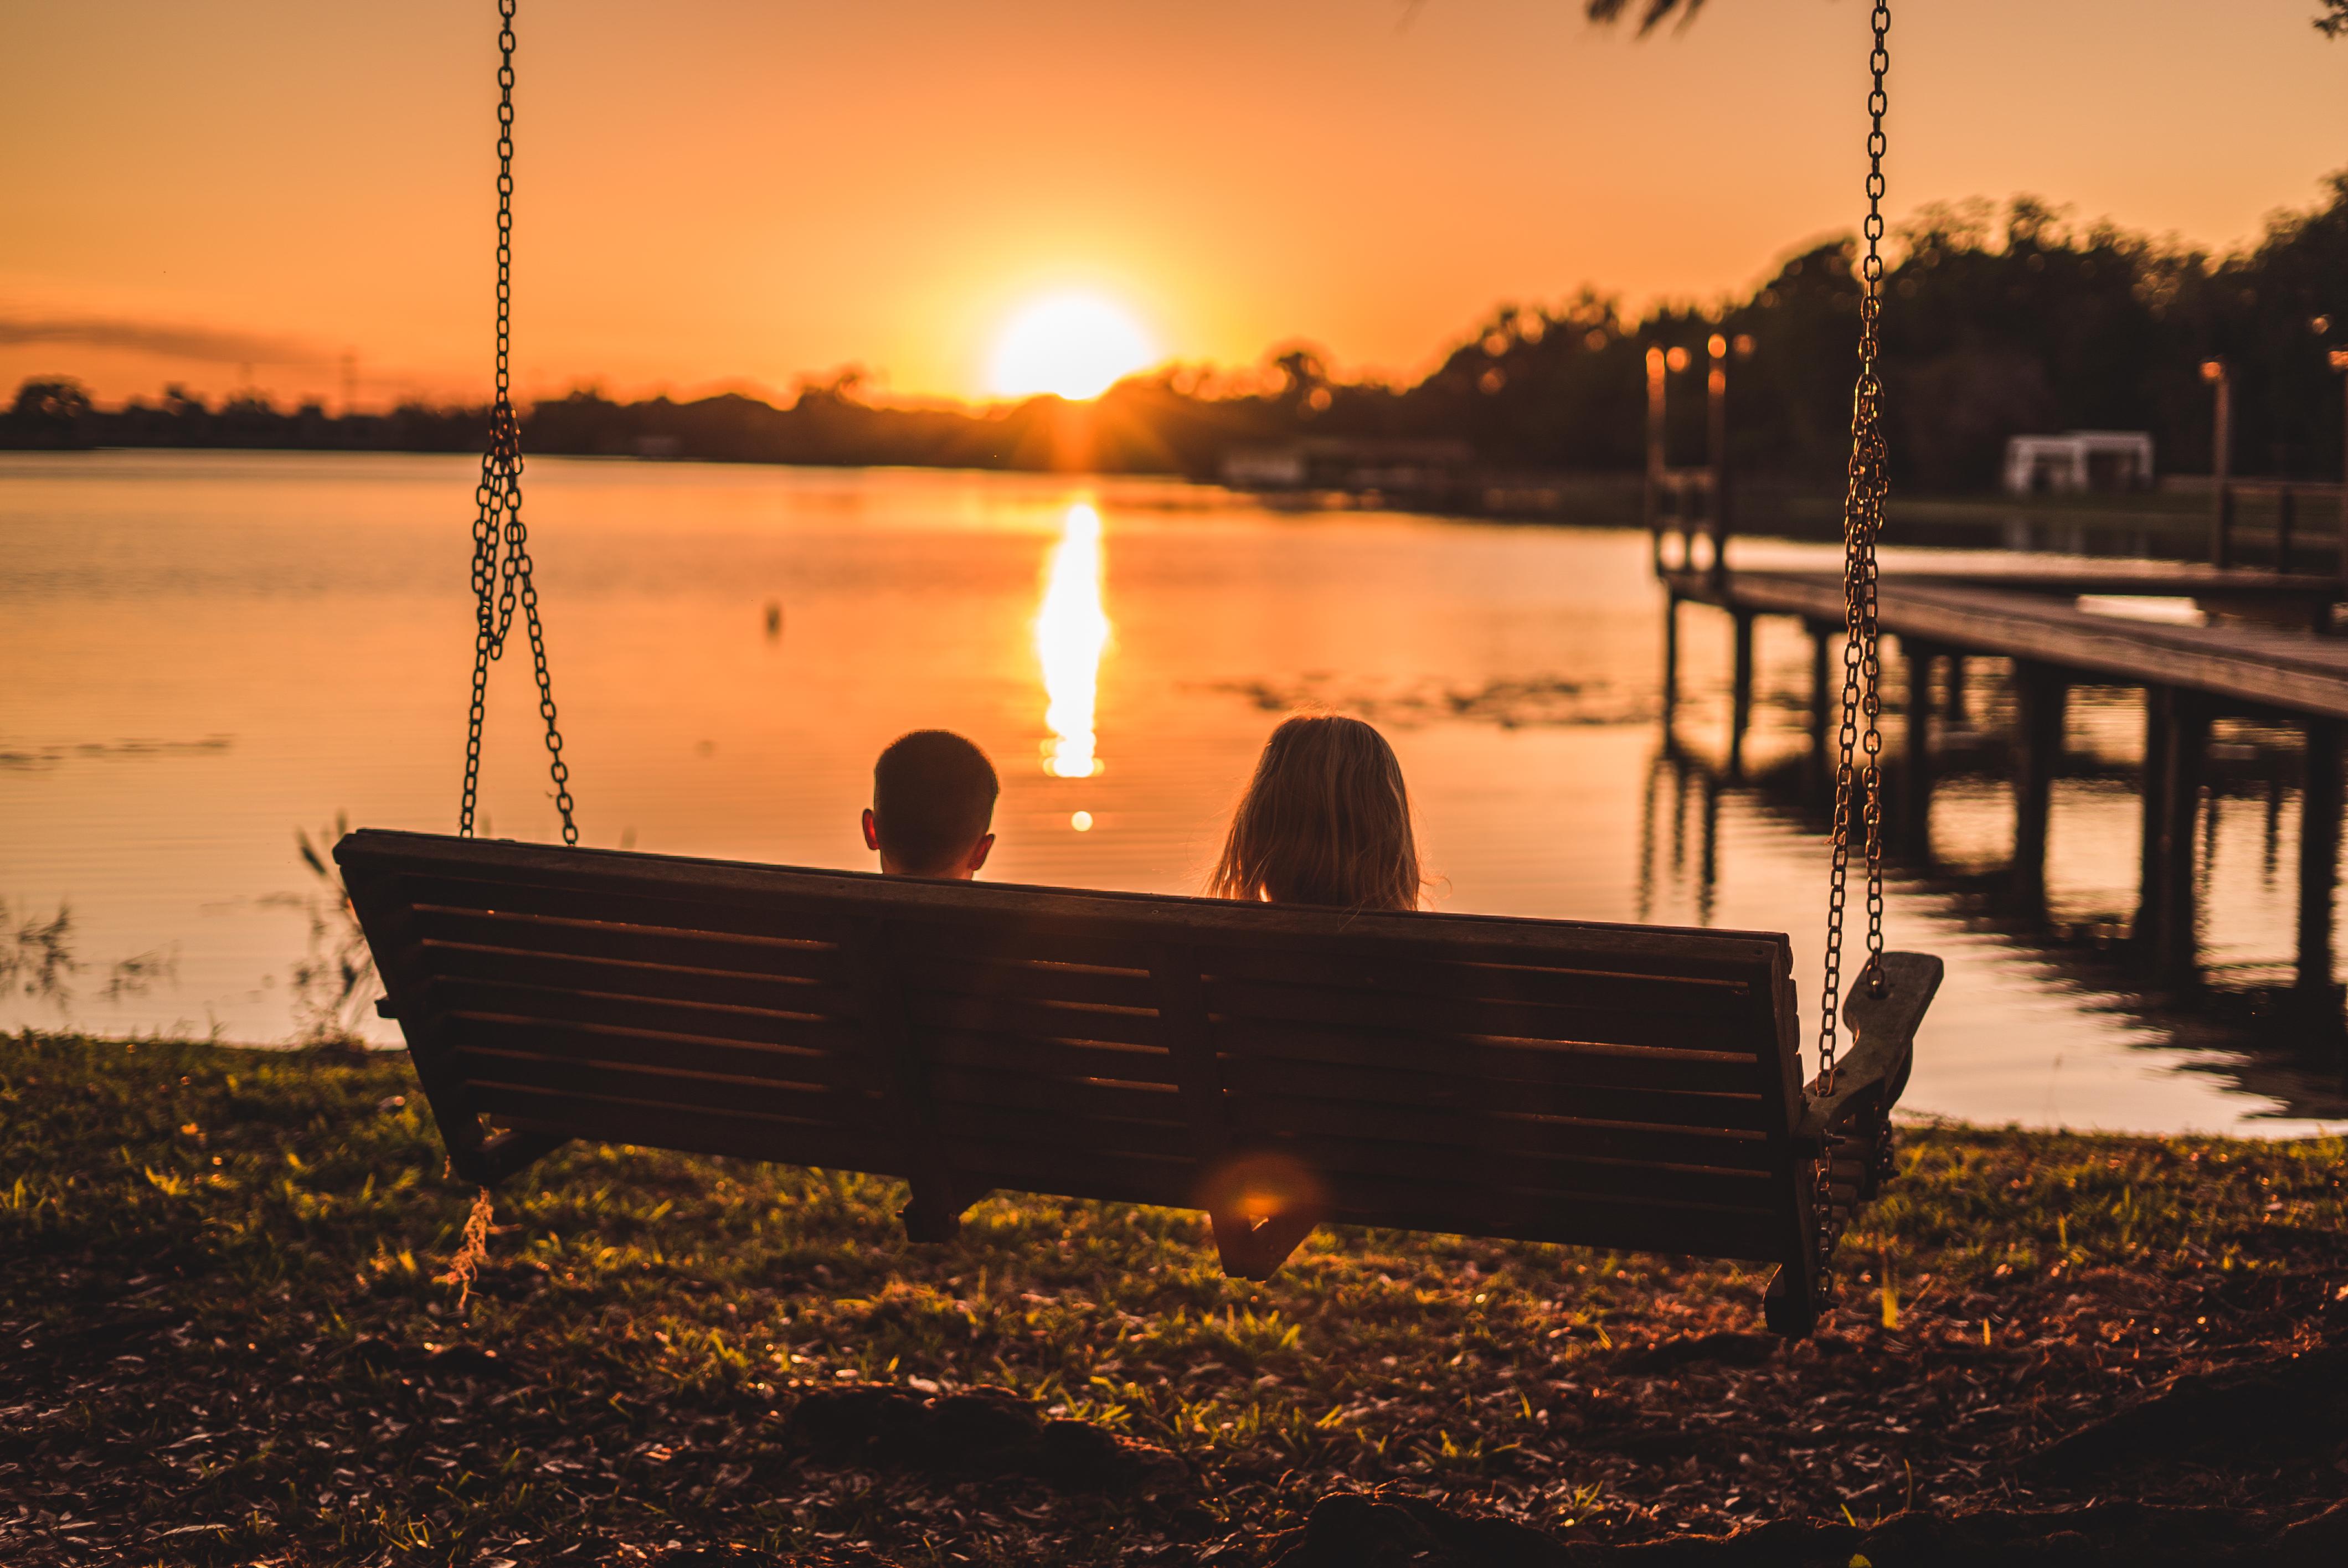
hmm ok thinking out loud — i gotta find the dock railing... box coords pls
[2205,477,2348,577]
[2204,352,2348,581]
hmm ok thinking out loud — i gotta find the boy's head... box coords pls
[862,730,999,879]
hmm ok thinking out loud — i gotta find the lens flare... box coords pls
[1036,502,1110,778]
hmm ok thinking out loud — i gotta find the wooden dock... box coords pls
[1659,556,2348,1008]
[1665,564,2346,715]
[1641,338,2348,1013]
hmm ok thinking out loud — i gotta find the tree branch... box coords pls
[1585,0,2345,38]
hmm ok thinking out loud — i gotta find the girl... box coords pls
[1209,713,1424,912]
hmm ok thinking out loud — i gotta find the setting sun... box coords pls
[987,292,1156,401]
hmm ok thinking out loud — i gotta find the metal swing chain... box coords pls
[1811,0,1892,1295]
[460,0,578,847]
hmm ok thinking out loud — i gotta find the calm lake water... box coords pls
[3,450,2340,1135]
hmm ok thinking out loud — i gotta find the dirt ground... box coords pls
[3,1035,2343,1565]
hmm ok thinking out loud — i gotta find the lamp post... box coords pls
[1707,333,1732,570]
[1645,345,1668,561]
[2334,347,2348,591]
[2202,358,2233,569]
[1664,345,1696,566]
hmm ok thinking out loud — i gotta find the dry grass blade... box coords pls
[434,1187,497,1309]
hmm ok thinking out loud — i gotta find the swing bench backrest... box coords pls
[338,829,1936,1336]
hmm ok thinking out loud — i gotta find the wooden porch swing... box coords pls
[339,0,1937,1338]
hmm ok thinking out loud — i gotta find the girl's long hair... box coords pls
[1209,713,1424,912]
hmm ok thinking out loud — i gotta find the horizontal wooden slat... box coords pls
[1228,1095,1778,1173]
[424,976,853,1054]
[415,939,847,1018]
[889,924,1160,977]
[436,1013,869,1092]
[469,1083,904,1175]
[1216,1020,1768,1112]
[428,1005,1770,1134]
[1240,1132,1775,1209]
[397,875,849,954]
[1225,1053,1767,1134]
[1204,975,1756,1054]
[452,1047,881,1134]
[929,1064,1186,1126]
[1204,945,1755,1018]
[930,1100,1194,1162]
[899,955,1161,1010]
[924,1030,1180,1087]
[410,904,847,987]
[908,992,1168,1049]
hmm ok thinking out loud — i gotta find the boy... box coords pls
[862,730,999,879]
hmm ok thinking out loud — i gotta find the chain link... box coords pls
[460,0,578,847]
[1811,0,1892,1301]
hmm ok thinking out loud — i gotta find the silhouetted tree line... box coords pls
[8,176,2345,493]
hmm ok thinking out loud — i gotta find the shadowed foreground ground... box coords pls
[3,1035,2344,1565]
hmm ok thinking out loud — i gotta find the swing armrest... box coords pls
[1794,951,1943,1146]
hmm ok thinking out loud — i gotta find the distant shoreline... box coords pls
[0,441,2282,556]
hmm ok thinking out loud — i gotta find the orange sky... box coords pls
[3,0,2344,409]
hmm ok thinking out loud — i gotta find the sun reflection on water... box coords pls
[1036,501,1111,779]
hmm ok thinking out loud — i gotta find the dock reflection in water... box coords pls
[1644,608,2348,1127]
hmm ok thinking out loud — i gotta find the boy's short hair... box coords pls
[873,730,1000,874]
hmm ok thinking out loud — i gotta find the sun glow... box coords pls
[988,292,1156,400]
[1036,502,1111,779]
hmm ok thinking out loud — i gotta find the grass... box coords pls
[3,1032,2344,1566]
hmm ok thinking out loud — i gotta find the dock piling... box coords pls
[2298,716,2342,1001]
[1902,641,1936,856]
[1728,611,1755,780]
[2136,691,2171,949]
[2011,662,2068,910]
[1661,594,1681,722]
[2148,688,2212,980]
[1808,623,1834,789]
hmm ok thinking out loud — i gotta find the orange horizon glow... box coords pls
[3,1,2344,410]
